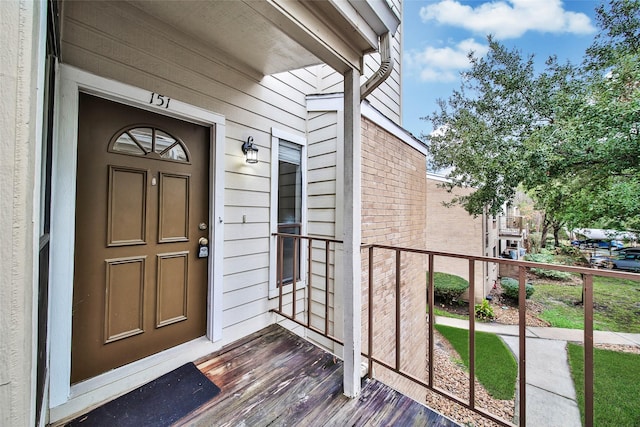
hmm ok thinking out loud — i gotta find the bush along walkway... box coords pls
[435,316,640,427]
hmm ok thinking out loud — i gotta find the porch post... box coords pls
[0,1,46,424]
[342,68,362,398]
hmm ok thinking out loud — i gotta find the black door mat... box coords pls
[67,362,221,426]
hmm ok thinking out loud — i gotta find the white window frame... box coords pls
[269,128,307,299]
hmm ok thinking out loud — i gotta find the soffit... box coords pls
[127,0,381,76]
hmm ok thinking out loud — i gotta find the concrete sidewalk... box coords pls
[435,316,640,346]
[435,316,640,427]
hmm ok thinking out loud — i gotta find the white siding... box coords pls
[307,111,339,239]
[361,32,402,123]
[318,64,345,93]
[299,0,403,124]
[306,111,340,339]
[60,1,312,340]
[273,68,319,97]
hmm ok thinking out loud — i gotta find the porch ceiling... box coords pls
[127,0,381,76]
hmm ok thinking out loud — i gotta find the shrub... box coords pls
[556,244,580,256]
[475,299,495,321]
[524,251,573,281]
[556,245,588,264]
[500,277,534,301]
[430,272,469,305]
[525,250,555,263]
[528,232,541,252]
[530,267,573,281]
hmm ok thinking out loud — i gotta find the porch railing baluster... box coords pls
[468,259,476,409]
[368,245,374,379]
[278,235,284,313]
[584,273,594,427]
[268,235,635,427]
[396,249,402,371]
[427,254,434,389]
[325,240,330,336]
[307,238,313,329]
[518,265,527,427]
[292,236,298,320]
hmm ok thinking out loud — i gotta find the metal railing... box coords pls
[499,216,524,235]
[271,234,640,427]
[272,232,344,346]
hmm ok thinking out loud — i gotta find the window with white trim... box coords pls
[270,130,307,295]
[278,140,303,285]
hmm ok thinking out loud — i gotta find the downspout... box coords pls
[359,31,393,100]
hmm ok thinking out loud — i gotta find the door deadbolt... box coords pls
[198,237,209,258]
[199,222,208,230]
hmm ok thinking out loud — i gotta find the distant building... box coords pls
[425,174,499,302]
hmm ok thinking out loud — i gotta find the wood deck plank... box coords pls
[177,325,459,426]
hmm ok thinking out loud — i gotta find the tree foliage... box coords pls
[586,0,640,70]
[424,0,640,233]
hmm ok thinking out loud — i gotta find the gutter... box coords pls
[360,31,393,100]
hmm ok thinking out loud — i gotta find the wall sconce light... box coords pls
[242,136,259,164]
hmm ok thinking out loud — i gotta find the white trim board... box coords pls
[48,65,226,416]
[426,172,453,183]
[269,127,308,299]
[306,94,427,156]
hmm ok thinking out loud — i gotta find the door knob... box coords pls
[198,237,209,258]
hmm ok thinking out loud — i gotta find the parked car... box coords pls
[571,239,624,249]
[590,255,613,268]
[613,247,640,255]
[608,252,640,272]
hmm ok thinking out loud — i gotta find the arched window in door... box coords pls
[109,125,190,163]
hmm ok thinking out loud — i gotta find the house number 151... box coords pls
[149,92,171,109]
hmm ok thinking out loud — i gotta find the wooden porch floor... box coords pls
[177,324,458,426]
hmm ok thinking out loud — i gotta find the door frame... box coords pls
[49,65,225,414]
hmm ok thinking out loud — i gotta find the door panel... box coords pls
[107,166,148,246]
[158,173,190,242]
[72,93,210,383]
[104,256,146,342]
[156,251,189,327]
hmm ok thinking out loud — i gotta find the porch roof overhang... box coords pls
[126,0,400,76]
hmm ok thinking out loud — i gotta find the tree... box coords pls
[529,180,573,247]
[425,36,575,216]
[549,0,640,230]
[424,0,640,236]
[561,175,640,231]
[585,0,640,71]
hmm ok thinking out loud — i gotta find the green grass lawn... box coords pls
[430,306,468,320]
[531,276,640,333]
[567,344,640,426]
[434,324,517,400]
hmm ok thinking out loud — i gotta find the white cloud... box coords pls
[406,38,489,82]
[419,0,596,39]
[420,68,458,82]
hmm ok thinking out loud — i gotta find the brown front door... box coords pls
[71,93,210,383]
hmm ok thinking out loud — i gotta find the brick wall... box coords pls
[425,177,496,301]
[361,116,428,403]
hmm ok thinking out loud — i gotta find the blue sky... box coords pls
[401,0,601,138]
